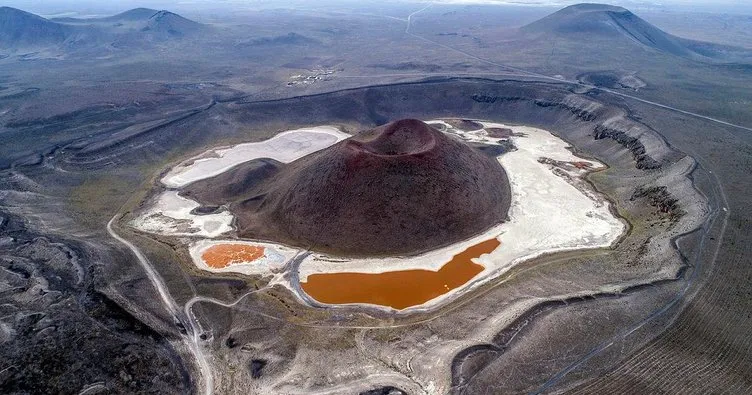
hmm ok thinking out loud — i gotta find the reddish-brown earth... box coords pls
[233,119,511,256]
[445,119,484,130]
[486,127,515,138]
[571,161,593,169]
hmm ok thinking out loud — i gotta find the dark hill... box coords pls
[220,119,511,257]
[521,3,695,58]
[0,7,70,48]
[141,10,203,37]
[181,158,283,206]
[105,8,160,22]
[52,8,203,38]
[53,8,160,23]
[0,7,203,50]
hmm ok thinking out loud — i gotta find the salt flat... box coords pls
[289,120,626,310]
[161,126,350,188]
[133,126,350,239]
[161,120,625,310]
[131,190,234,238]
[297,121,624,279]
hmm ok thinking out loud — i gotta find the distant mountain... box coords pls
[0,7,70,48]
[0,7,204,51]
[521,3,696,58]
[104,8,160,22]
[54,8,203,37]
[51,8,160,23]
[140,10,203,37]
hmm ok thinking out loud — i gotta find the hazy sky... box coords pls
[5,0,752,17]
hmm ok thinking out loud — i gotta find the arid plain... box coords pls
[0,2,750,394]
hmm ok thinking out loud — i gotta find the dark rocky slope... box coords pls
[522,3,704,59]
[192,119,512,256]
[0,7,203,51]
[0,7,70,48]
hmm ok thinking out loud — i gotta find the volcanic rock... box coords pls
[521,3,696,58]
[0,7,69,48]
[233,119,511,256]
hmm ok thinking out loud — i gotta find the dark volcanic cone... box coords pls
[0,7,69,48]
[233,119,511,256]
[521,4,696,58]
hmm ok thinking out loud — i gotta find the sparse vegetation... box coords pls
[0,2,748,394]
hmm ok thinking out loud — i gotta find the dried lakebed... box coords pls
[130,120,626,311]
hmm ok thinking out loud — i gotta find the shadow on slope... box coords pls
[521,3,752,63]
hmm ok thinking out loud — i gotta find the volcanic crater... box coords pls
[185,119,512,256]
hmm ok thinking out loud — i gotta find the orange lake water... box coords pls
[300,238,500,310]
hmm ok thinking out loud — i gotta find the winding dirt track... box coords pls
[401,6,733,390]
[107,217,214,395]
[100,5,740,394]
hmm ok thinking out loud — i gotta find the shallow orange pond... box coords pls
[300,238,500,310]
[201,244,266,268]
